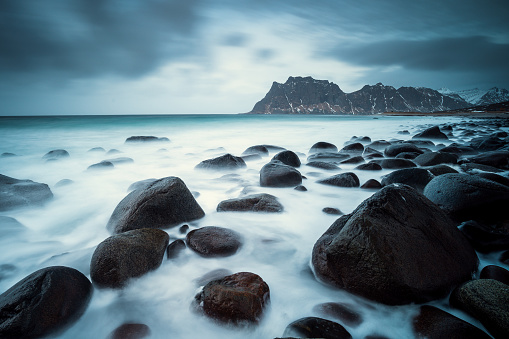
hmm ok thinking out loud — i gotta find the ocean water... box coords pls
[0,114,499,338]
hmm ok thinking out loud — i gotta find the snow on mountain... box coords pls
[438,87,509,105]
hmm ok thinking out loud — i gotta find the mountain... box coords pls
[438,87,509,106]
[437,100,509,114]
[249,77,470,115]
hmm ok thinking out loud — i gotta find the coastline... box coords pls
[382,111,509,118]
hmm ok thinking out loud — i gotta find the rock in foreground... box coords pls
[260,160,302,187]
[0,174,53,212]
[312,184,478,305]
[107,176,205,234]
[195,272,270,324]
[0,266,92,338]
[90,228,169,288]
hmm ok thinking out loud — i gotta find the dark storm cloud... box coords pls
[0,0,203,80]
[328,36,509,74]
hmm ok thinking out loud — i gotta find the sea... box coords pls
[0,114,501,338]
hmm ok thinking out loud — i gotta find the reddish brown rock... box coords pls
[186,226,242,257]
[108,323,150,339]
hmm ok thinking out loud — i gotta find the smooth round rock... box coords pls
[195,154,246,170]
[260,160,302,187]
[242,145,269,156]
[381,168,434,192]
[306,161,340,170]
[480,265,509,285]
[414,152,457,166]
[340,143,364,154]
[413,126,448,140]
[309,142,338,154]
[166,239,186,259]
[0,174,53,212]
[283,317,352,339]
[313,302,362,327]
[356,163,382,171]
[42,149,70,160]
[272,150,301,167]
[217,193,283,212]
[384,144,424,157]
[372,158,417,169]
[318,172,360,187]
[125,136,169,143]
[0,266,92,339]
[90,228,169,288]
[195,272,270,324]
[186,226,242,257]
[108,323,150,339]
[361,179,382,189]
[87,161,114,171]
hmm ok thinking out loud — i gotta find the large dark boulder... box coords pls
[217,193,283,212]
[318,172,360,187]
[195,154,246,170]
[272,150,301,167]
[195,272,270,324]
[186,226,242,257]
[462,151,509,170]
[413,305,491,339]
[470,136,505,151]
[0,174,53,212]
[125,136,169,143]
[0,266,92,338]
[242,145,269,156]
[423,173,509,222]
[414,152,457,166]
[340,143,364,154]
[309,142,338,154]
[413,126,448,140]
[282,317,352,339]
[459,220,509,253]
[480,265,509,286]
[106,176,205,234]
[312,184,478,305]
[384,144,424,157]
[260,160,302,187]
[381,168,434,192]
[90,228,169,288]
[450,279,509,339]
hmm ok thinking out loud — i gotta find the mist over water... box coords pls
[0,114,499,338]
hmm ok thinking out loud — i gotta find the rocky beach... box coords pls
[0,114,509,338]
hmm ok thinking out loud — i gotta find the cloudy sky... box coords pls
[1,0,508,115]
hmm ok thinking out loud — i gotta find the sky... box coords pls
[1,0,509,115]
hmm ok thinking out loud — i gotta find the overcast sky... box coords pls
[1,0,508,115]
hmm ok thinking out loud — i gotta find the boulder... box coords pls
[306,161,340,170]
[450,279,509,339]
[282,317,352,339]
[1,152,16,157]
[127,178,157,192]
[217,193,283,213]
[242,145,269,157]
[470,136,505,151]
[367,140,391,150]
[318,172,360,187]
[340,143,364,154]
[340,156,364,164]
[87,161,114,171]
[322,207,343,215]
[195,272,270,324]
[307,153,350,162]
[413,126,448,140]
[475,172,509,187]
[381,168,434,192]
[105,157,134,165]
[260,161,302,187]
[272,150,301,167]
[459,220,509,253]
[480,265,509,285]
[423,173,509,222]
[424,165,458,176]
[294,185,307,192]
[0,174,53,212]
[125,136,169,143]
[166,239,186,259]
[439,145,476,155]
[43,149,70,160]
[462,151,509,169]
[384,144,424,157]
[312,302,362,327]
[186,226,242,257]
[107,176,205,234]
[108,323,150,339]
[0,266,92,338]
[88,147,106,152]
[395,152,421,159]
[309,142,338,154]
[361,179,382,189]
[195,154,246,170]
[460,163,504,173]
[370,158,417,169]
[414,152,457,166]
[312,184,478,305]
[413,305,490,339]
[90,228,169,288]
[355,163,382,171]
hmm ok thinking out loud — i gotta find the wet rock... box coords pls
[363,147,383,157]
[55,179,74,187]
[0,174,53,212]
[306,161,340,170]
[195,154,246,170]
[261,145,286,152]
[272,150,301,167]
[384,143,424,157]
[312,302,362,327]
[309,142,338,154]
[413,305,490,339]
[294,185,307,192]
[470,136,505,151]
[367,140,391,150]
[43,149,70,160]
[242,145,269,157]
[108,323,150,339]
[312,184,478,305]
[450,279,509,339]
[424,164,458,176]
[395,152,421,159]
[1,152,16,157]
[440,145,476,155]
[0,266,92,338]
[381,168,434,192]
[105,157,134,165]
[340,143,364,154]
[242,154,262,162]
[414,152,457,166]
[107,176,205,234]
[125,136,169,143]
[475,172,509,187]
[90,228,169,288]
[462,151,509,169]
[127,178,157,192]
[195,272,270,324]
[340,156,365,164]
[460,162,504,173]
[318,172,360,187]
[179,224,189,234]
[217,193,284,213]
[307,152,350,162]
[423,173,509,222]
[413,126,448,140]
[194,268,232,286]
[480,265,509,285]
[167,239,186,259]
[355,162,382,171]
[282,317,352,339]
[87,161,114,171]
[88,147,106,152]
[459,220,509,253]
[361,179,382,189]
[370,158,417,169]
[322,207,343,215]
[260,160,302,187]
[186,226,242,257]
